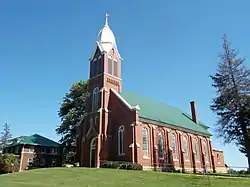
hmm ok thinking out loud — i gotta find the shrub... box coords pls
[100,162,143,171]
[100,162,120,169]
[0,154,20,174]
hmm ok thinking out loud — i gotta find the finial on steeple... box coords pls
[105,13,109,26]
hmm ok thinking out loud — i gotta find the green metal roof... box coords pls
[120,92,211,136]
[5,134,62,148]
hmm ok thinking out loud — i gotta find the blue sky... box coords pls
[0,0,249,168]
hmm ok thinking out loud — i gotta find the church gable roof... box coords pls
[120,92,211,136]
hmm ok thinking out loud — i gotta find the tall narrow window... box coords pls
[94,114,99,131]
[171,133,177,159]
[92,87,99,111]
[217,153,221,163]
[142,128,149,157]
[203,140,208,162]
[158,131,164,159]
[118,125,124,155]
[98,57,103,74]
[194,137,199,161]
[113,60,118,77]
[92,60,97,77]
[108,58,113,75]
[183,135,189,160]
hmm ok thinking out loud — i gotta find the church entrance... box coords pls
[89,137,97,167]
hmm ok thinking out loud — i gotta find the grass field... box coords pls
[1,168,250,187]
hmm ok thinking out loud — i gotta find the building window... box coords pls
[27,158,33,167]
[51,148,58,154]
[113,61,118,77]
[40,158,45,166]
[94,114,99,129]
[171,133,177,159]
[92,87,99,111]
[203,140,208,162]
[194,137,199,161]
[97,57,103,74]
[158,131,164,159]
[108,58,112,75]
[217,153,220,164]
[41,147,46,153]
[183,135,189,160]
[92,60,97,77]
[118,125,124,155]
[142,128,149,157]
[52,159,56,167]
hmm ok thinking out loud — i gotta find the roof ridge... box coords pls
[121,91,183,111]
[120,91,211,136]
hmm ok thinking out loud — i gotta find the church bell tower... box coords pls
[79,13,122,167]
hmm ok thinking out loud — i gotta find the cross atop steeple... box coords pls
[105,13,109,26]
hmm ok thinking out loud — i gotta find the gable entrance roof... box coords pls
[119,92,211,136]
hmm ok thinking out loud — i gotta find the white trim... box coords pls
[143,156,150,160]
[89,41,104,61]
[104,72,122,80]
[131,105,140,111]
[129,143,140,148]
[110,88,141,112]
[110,88,132,109]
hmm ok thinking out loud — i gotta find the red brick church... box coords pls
[76,14,226,173]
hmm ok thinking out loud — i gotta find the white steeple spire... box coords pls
[90,13,122,60]
[105,13,109,26]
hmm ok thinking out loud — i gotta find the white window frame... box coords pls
[183,135,189,161]
[158,131,164,160]
[217,153,221,164]
[194,137,200,162]
[171,133,178,160]
[203,140,209,163]
[142,127,149,158]
[118,125,125,155]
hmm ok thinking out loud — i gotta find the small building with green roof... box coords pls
[3,134,63,171]
[75,14,226,173]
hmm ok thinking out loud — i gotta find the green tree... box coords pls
[0,123,12,150]
[210,35,250,170]
[56,80,89,164]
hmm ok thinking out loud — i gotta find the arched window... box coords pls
[183,135,189,160]
[118,126,124,155]
[217,153,220,163]
[194,137,199,161]
[158,131,164,159]
[92,87,99,111]
[203,140,208,162]
[171,133,177,159]
[142,128,149,157]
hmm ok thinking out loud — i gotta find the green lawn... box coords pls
[0,168,250,187]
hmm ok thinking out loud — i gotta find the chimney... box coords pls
[190,101,198,124]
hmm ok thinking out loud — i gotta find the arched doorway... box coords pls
[89,137,97,167]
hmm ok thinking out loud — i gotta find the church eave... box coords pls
[139,117,212,137]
